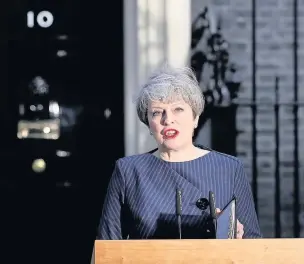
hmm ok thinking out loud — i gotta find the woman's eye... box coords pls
[152,111,161,116]
[175,107,184,112]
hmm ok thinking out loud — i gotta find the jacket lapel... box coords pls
[144,154,209,216]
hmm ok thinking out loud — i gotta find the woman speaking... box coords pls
[97,65,262,240]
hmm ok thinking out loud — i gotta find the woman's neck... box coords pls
[153,144,209,162]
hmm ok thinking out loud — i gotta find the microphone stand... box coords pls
[176,189,182,239]
[209,191,217,237]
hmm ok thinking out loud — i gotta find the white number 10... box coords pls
[27,11,54,28]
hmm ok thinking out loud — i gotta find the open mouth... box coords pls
[163,129,179,139]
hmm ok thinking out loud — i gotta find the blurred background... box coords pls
[4,0,304,263]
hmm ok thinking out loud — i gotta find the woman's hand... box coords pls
[216,208,244,239]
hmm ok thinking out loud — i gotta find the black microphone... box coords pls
[176,189,182,239]
[196,198,209,210]
[209,191,217,235]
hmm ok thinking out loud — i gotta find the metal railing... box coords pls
[191,0,303,238]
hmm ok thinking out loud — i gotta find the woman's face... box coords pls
[147,99,198,151]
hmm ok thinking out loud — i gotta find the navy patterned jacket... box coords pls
[97,148,262,239]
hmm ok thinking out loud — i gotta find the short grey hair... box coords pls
[135,65,205,126]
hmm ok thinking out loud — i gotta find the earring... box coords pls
[149,131,153,135]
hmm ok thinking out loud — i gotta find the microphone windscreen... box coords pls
[176,189,182,215]
[209,191,216,219]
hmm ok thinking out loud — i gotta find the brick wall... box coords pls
[192,0,304,237]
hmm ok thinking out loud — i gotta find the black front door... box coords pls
[4,1,124,262]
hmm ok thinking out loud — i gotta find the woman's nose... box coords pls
[162,112,174,125]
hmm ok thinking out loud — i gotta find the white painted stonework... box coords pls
[123,0,192,155]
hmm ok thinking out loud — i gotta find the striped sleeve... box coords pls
[234,161,262,238]
[97,160,125,240]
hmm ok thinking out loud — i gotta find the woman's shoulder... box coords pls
[113,153,157,182]
[196,145,243,166]
[115,152,155,168]
[210,150,241,162]
[206,149,244,169]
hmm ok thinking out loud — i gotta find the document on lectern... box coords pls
[216,197,237,239]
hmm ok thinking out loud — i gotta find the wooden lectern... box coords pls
[91,239,304,263]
